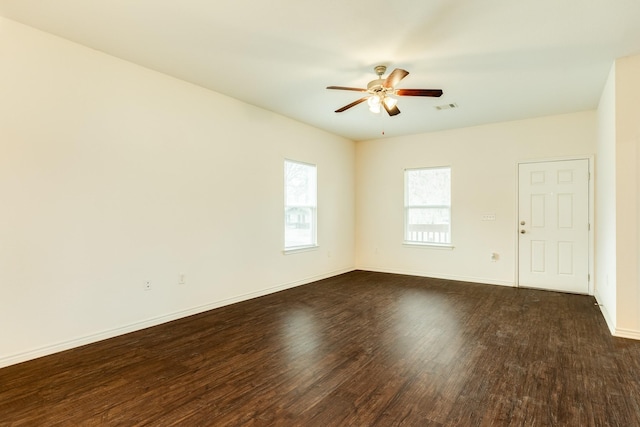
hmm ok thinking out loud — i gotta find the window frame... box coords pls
[403,166,453,248]
[283,159,318,253]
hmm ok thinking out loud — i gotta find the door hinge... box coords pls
[588,223,591,231]
[588,274,591,281]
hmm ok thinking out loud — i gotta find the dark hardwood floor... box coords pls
[2,270,640,426]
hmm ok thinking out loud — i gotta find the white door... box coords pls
[518,159,589,294]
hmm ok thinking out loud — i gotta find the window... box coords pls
[404,167,451,245]
[284,160,317,250]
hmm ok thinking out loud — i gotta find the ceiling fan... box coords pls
[327,65,443,116]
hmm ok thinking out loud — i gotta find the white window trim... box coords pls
[282,244,320,255]
[404,166,452,245]
[403,242,455,250]
[284,159,317,252]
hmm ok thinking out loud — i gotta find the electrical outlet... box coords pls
[491,253,499,262]
[144,280,152,291]
[482,213,496,221]
[178,274,186,285]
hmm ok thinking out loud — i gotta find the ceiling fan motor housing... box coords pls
[367,79,387,93]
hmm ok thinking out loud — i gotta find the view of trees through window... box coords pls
[405,167,451,244]
[284,160,317,249]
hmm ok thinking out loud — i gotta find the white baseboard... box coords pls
[8,267,633,369]
[356,265,515,288]
[0,267,355,369]
[614,328,640,341]
[361,268,640,341]
[593,293,616,335]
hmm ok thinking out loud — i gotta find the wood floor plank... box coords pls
[1,270,640,426]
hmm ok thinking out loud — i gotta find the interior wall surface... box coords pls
[0,18,356,367]
[595,63,617,333]
[355,112,596,286]
[613,55,640,338]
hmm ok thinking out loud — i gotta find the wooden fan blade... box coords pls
[383,102,401,116]
[326,86,368,92]
[335,97,368,113]
[395,89,443,97]
[383,68,409,88]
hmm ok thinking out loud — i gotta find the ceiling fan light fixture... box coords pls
[368,95,382,113]
[383,96,397,109]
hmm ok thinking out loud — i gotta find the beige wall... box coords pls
[0,18,355,367]
[613,55,640,338]
[595,55,640,339]
[355,112,596,286]
[595,63,617,331]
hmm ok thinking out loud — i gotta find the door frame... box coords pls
[515,155,595,295]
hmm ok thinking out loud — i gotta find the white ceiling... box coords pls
[1,0,639,141]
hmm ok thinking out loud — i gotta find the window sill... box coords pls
[283,245,319,255]
[403,242,455,250]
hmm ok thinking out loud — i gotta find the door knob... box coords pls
[520,230,526,234]
[520,220,526,226]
